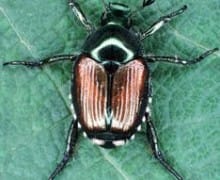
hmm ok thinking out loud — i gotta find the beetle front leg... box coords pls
[3,54,76,68]
[68,0,94,32]
[145,48,218,65]
[141,5,187,40]
[145,113,183,180]
[48,120,78,180]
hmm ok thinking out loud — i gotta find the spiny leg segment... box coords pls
[145,83,183,180]
[145,48,219,65]
[68,0,94,32]
[141,5,187,40]
[3,54,76,68]
[146,113,183,180]
[48,120,78,180]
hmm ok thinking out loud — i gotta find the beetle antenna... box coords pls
[143,0,155,7]
[128,0,155,18]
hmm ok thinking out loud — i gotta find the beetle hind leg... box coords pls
[145,113,183,180]
[48,120,78,180]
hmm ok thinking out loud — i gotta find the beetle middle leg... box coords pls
[145,113,183,180]
[141,5,187,39]
[49,119,78,180]
[3,54,76,68]
[145,48,219,65]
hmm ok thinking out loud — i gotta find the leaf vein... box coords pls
[0,6,34,53]
[99,148,131,180]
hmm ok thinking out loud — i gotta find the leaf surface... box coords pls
[0,0,219,180]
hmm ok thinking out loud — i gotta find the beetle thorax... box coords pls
[82,25,143,63]
[91,37,134,63]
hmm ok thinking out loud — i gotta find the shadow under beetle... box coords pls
[3,0,218,179]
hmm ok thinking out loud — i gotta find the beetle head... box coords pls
[101,2,132,28]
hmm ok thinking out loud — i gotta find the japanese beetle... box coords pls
[3,0,218,180]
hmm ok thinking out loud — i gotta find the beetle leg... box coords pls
[68,0,95,32]
[141,5,187,40]
[145,113,183,180]
[145,48,219,65]
[49,120,78,180]
[3,54,76,68]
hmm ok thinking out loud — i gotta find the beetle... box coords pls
[3,0,218,179]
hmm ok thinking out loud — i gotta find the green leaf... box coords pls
[0,0,219,180]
